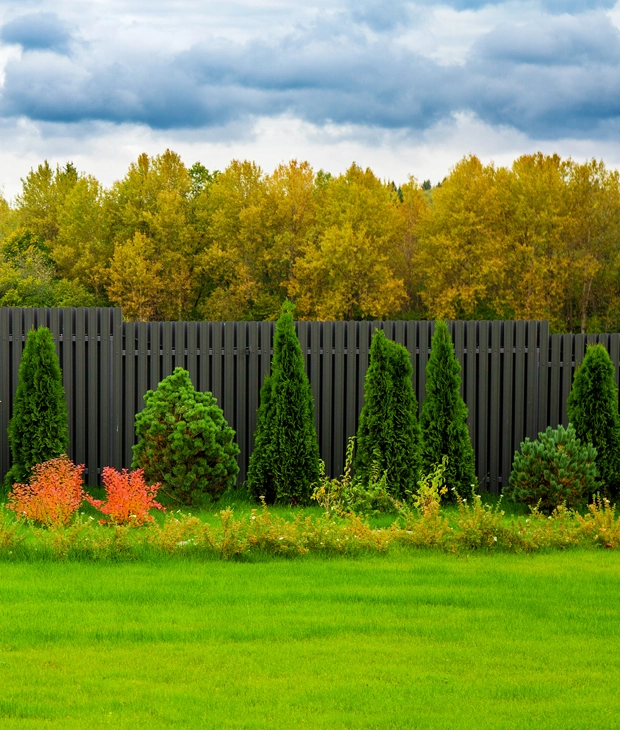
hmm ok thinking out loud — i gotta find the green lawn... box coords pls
[0,552,619,729]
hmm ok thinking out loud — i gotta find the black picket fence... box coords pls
[1,308,618,490]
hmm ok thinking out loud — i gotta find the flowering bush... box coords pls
[6,455,85,527]
[86,467,164,526]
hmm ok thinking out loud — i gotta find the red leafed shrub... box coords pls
[6,455,85,527]
[86,468,164,526]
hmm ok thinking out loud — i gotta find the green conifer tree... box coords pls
[420,321,476,495]
[567,343,620,498]
[133,367,239,505]
[247,303,320,504]
[4,326,69,488]
[354,329,421,498]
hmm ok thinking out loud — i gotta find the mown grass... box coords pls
[0,551,619,729]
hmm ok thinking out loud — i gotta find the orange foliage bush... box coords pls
[6,455,85,527]
[86,467,164,526]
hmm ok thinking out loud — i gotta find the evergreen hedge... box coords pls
[420,321,476,496]
[247,303,320,504]
[567,343,620,498]
[132,367,239,505]
[354,329,421,498]
[5,326,69,488]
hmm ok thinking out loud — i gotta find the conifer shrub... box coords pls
[132,367,239,505]
[4,326,69,489]
[247,303,320,504]
[420,321,476,496]
[354,329,421,498]
[567,344,620,499]
[504,424,597,513]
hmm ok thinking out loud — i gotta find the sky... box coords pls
[0,0,620,198]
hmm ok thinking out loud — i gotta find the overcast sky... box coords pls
[0,0,619,198]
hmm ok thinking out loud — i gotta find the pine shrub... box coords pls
[567,344,620,499]
[4,327,69,489]
[247,303,320,504]
[354,330,421,498]
[420,321,476,496]
[504,424,598,513]
[132,367,239,505]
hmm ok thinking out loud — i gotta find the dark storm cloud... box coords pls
[1,3,620,139]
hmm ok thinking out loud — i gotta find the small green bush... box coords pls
[567,343,620,499]
[5,326,69,489]
[504,424,598,514]
[132,367,239,505]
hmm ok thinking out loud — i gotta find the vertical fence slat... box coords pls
[248,322,259,457]
[224,323,235,436]
[549,334,562,429]
[454,321,465,400]
[199,323,209,393]
[489,320,501,493]
[162,322,173,379]
[501,321,515,488]
[112,309,123,470]
[358,323,370,416]
[610,333,620,392]
[187,323,198,390]
[85,310,97,485]
[124,322,136,469]
[137,321,149,410]
[311,323,321,438]
[236,322,247,483]
[100,309,111,472]
[477,321,489,489]
[74,311,86,467]
[11,310,22,410]
[537,321,550,434]
[346,321,358,446]
[466,321,477,446]
[514,322,526,454]
[418,321,430,413]
[150,322,161,392]
[526,322,538,441]
[333,322,345,477]
[561,334,573,426]
[0,309,10,478]
[322,321,334,475]
[212,323,223,405]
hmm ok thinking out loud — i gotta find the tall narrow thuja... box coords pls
[4,327,69,489]
[420,321,476,495]
[388,340,422,496]
[247,303,320,504]
[354,330,421,498]
[567,344,620,498]
[355,329,393,489]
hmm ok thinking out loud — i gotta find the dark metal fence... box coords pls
[1,308,619,490]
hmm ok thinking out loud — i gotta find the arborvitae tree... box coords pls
[133,367,239,505]
[567,343,620,498]
[420,321,476,495]
[5,326,69,488]
[355,329,393,488]
[354,329,421,498]
[388,339,422,496]
[247,303,320,504]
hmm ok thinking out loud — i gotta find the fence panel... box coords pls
[2,309,620,492]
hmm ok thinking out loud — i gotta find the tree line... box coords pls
[1,150,619,333]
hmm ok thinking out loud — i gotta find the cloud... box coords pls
[0,2,620,142]
[0,12,72,53]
